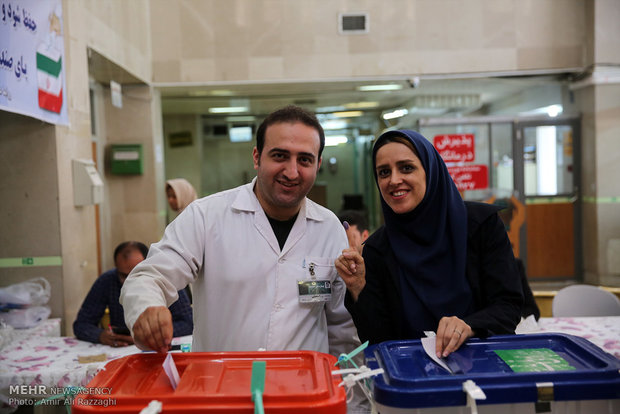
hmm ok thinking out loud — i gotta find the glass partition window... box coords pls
[523,125,574,196]
[491,123,514,195]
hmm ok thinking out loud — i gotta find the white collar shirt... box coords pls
[121,178,359,357]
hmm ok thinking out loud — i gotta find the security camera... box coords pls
[407,77,420,89]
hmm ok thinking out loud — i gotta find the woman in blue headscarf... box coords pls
[336,130,523,358]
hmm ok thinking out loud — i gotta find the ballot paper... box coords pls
[421,336,453,373]
[515,314,540,334]
[163,353,180,389]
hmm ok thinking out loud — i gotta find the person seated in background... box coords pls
[73,241,193,347]
[166,178,197,214]
[337,209,370,254]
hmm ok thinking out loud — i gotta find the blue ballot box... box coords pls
[365,333,620,414]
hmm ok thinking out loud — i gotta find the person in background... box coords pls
[337,209,370,254]
[166,178,197,214]
[166,178,198,303]
[336,129,523,359]
[73,241,193,347]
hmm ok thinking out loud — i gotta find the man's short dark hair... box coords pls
[255,105,325,158]
[113,241,148,264]
[337,210,369,232]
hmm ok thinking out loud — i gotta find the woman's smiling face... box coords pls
[375,141,427,214]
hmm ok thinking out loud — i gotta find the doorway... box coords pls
[419,115,581,281]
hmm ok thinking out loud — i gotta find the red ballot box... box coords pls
[72,351,346,413]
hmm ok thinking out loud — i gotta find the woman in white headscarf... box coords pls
[165,178,198,303]
[166,178,197,213]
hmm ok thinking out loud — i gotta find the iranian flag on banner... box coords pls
[36,45,63,113]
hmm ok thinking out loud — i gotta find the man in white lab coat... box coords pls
[120,105,360,360]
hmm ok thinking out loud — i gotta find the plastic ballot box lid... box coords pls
[365,333,620,410]
[72,350,346,413]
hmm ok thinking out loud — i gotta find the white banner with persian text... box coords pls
[0,0,68,125]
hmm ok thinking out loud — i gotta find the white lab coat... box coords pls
[120,178,360,357]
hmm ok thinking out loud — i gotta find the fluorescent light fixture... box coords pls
[225,116,256,122]
[189,89,235,97]
[188,90,210,97]
[332,110,363,118]
[344,101,379,109]
[321,119,348,130]
[357,84,403,91]
[325,135,348,146]
[519,104,563,117]
[546,104,562,117]
[208,106,248,114]
[413,94,480,108]
[210,90,235,96]
[316,105,346,112]
[382,108,408,120]
[408,107,449,116]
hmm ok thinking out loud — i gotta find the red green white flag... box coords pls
[36,44,63,113]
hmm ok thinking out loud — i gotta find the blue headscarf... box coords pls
[372,130,472,335]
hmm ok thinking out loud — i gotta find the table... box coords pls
[0,337,141,403]
[1,318,61,351]
[10,318,61,342]
[0,334,192,412]
[520,316,620,359]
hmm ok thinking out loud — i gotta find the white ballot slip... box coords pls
[421,336,453,373]
[163,353,180,389]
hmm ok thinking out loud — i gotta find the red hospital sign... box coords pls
[447,165,489,191]
[433,134,475,163]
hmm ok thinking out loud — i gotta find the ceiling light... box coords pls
[321,120,348,130]
[518,104,563,118]
[382,108,408,120]
[413,94,480,108]
[188,90,210,97]
[316,105,346,113]
[344,101,379,109]
[546,105,562,117]
[332,111,363,118]
[357,84,403,91]
[325,135,348,146]
[226,116,256,122]
[208,106,248,114]
[210,90,235,96]
[407,107,449,116]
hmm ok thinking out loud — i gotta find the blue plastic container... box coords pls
[365,333,620,413]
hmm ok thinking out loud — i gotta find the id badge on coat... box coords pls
[298,261,332,303]
[297,279,332,303]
